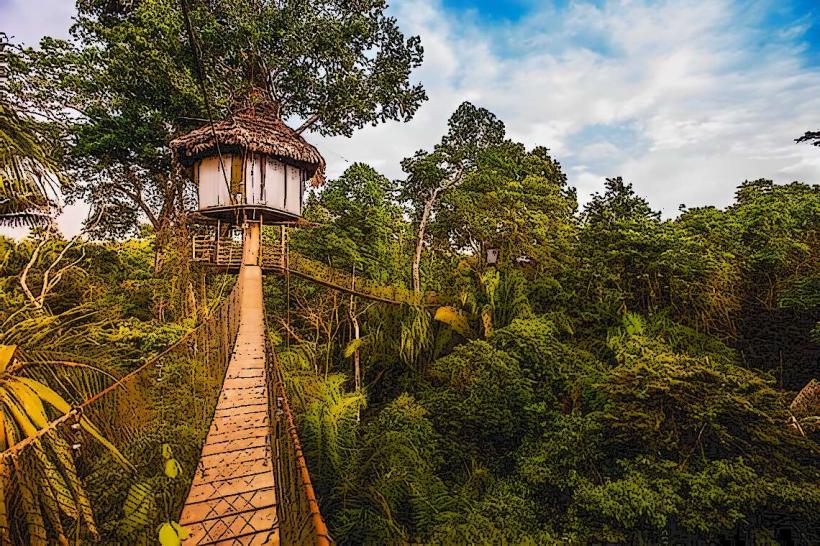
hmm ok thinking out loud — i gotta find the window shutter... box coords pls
[230,154,244,197]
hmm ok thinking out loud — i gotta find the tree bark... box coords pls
[348,294,361,423]
[113,176,161,231]
[198,268,207,321]
[412,190,438,294]
[186,280,197,319]
[38,246,85,308]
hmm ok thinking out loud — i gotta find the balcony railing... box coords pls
[192,235,243,267]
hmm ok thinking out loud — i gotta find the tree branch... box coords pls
[37,207,104,307]
[111,178,161,230]
[295,112,322,135]
[19,238,47,309]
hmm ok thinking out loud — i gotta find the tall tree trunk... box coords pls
[412,191,438,294]
[348,294,361,423]
[198,268,207,321]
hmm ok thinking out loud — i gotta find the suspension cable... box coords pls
[286,226,291,351]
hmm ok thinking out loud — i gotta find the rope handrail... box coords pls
[260,243,449,306]
[264,308,334,545]
[0,283,242,462]
[0,280,243,544]
[193,233,450,306]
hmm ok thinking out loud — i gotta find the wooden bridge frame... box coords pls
[193,228,447,306]
[181,222,333,545]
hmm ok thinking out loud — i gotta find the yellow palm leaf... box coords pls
[14,462,48,546]
[30,445,69,544]
[0,461,9,543]
[30,442,79,520]
[13,377,70,413]
[0,406,6,451]
[15,377,134,470]
[0,346,16,375]
[1,411,16,449]
[0,391,38,438]
[45,431,98,538]
[434,306,472,337]
[6,379,49,427]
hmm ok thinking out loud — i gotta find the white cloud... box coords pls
[327,0,820,215]
[2,0,819,238]
[0,0,74,44]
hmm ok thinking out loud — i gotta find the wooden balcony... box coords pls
[192,235,244,269]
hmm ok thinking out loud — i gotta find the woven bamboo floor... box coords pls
[179,265,279,545]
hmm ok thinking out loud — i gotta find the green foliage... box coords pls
[4,19,819,541]
[401,102,506,205]
[435,143,576,276]
[296,163,410,284]
[9,0,426,237]
[272,148,817,544]
[0,96,65,227]
[294,372,365,478]
[401,102,507,292]
[421,341,534,470]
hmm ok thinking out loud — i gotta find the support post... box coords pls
[243,220,261,266]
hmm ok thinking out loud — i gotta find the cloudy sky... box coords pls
[2,0,819,237]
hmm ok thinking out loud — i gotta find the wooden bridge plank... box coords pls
[185,505,277,545]
[182,487,277,524]
[200,434,269,457]
[200,427,269,446]
[206,530,277,546]
[186,470,275,503]
[198,446,271,471]
[180,265,279,545]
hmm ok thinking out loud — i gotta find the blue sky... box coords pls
[2,0,820,236]
[333,0,820,214]
[439,0,533,21]
[435,1,820,52]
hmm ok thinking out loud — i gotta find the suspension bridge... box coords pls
[193,232,448,306]
[0,223,444,545]
[0,92,453,545]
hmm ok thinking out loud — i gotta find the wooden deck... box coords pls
[180,264,279,545]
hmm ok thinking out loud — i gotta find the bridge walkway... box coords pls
[179,264,280,545]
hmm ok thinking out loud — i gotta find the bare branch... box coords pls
[19,238,47,309]
[295,113,321,135]
[36,207,105,307]
[111,178,161,230]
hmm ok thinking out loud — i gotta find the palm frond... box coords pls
[0,98,66,227]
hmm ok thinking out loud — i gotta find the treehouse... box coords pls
[171,96,325,268]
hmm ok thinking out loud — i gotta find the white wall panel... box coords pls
[197,154,303,217]
[245,154,264,204]
[286,164,302,215]
[197,155,232,208]
[265,159,286,210]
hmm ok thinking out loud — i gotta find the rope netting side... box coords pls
[0,280,243,545]
[265,328,333,545]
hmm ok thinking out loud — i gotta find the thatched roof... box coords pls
[170,99,326,187]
